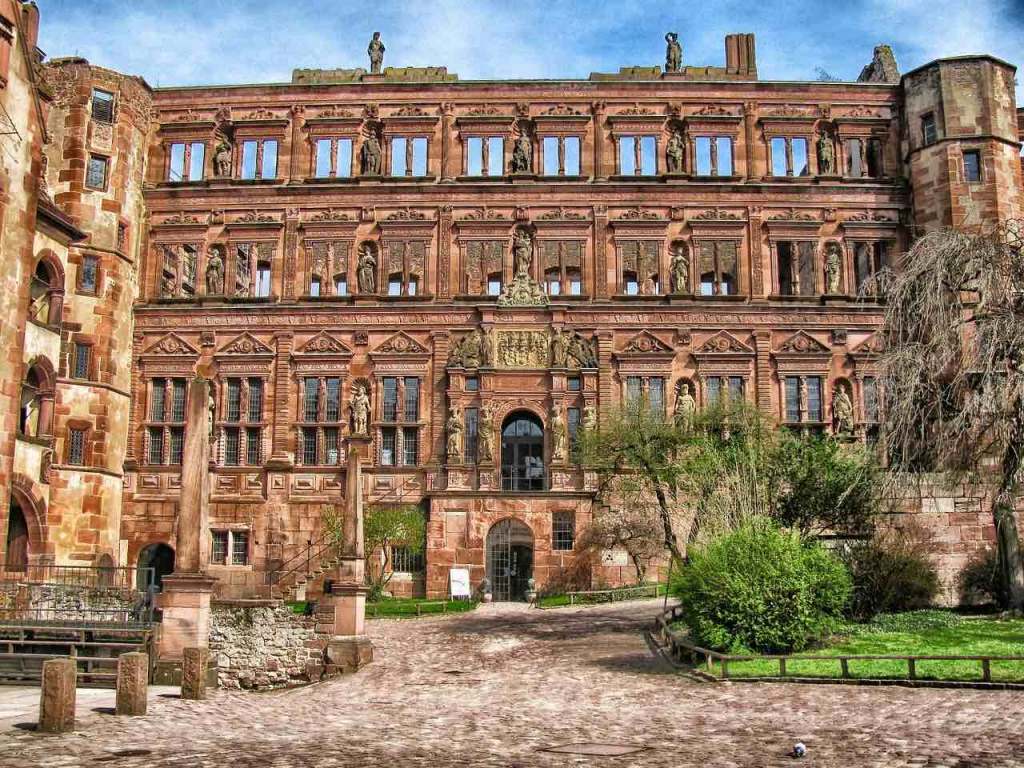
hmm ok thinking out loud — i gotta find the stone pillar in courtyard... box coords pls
[323,437,373,671]
[115,652,148,715]
[181,647,209,700]
[159,376,217,662]
[38,658,75,733]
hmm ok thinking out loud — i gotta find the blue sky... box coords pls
[35,0,1024,99]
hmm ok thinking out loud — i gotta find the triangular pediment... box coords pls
[695,331,753,354]
[620,330,673,354]
[776,330,830,354]
[372,331,428,355]
[143,333,198,356]
[851,332,886,355]
[217,332,272,355]
[297,331,353,355]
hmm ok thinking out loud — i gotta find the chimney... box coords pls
[20,1,40,53]
[725,33,757,77]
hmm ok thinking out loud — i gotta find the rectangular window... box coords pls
[792,138,808,176]
[403,377,420,421]
[188,142,205,181]
[695,136,733,176]
[226,379,241,422]
[231,531,249,565]
[784,377,800,422]
[854,241,890,291]
[168,143,186,181]
[770,137,788,177]
[224,427,240,466]
[777,241,816,296]
[411,137,428,176]
[487,136,504,176]
[73,343,90,380]
[552,512,574,551]
[336,138,353,178]
[68,428,86,465]
[728,376,744,402]
[465,376,479,392]
[807,377,823,422]
[649,378,665,414]
[625,376,642,406]
[211,531,229,565]
[618,136,657,176]
[169,427,184,464]
[542,136,581,176]
[487,276,502,296]
[383,377,398,422]
[171,380,187,421]
[86,155,108,190]
[315,139,333,178]
[564,136,581,175]
[921,114,937,146]
[783,376,822,422]
[542,136,559,175]
[391,545,424,574]
[117,223,128,254]
[567,407,580,459]
[963,150,981,182]
[246,427,262,465]
[324,378,340,421]
[324,427,340,465]
[567,376,581,392]
[380,427,396,466]
[247,378,263,422]
[314,138,353,179]
[335,276,348,295]
[717,137,734,176]
[391,137,407,176]
[466,137,502,176]
[167,143,204,182]
[463,407,478,464]
[80,255,99,293]
[91,89,114,123]
[618,136,636,175]
[261,140,278,179]
[707,377,722,406]
[241,140,258,179]
[845,138,863,177]
[303,378,320,422]
[301,426,318,465]
[150,379,166,421]
[403,426,419,465]
[148,427,164,465]
[698,240,739,296]
[863,376,879,422]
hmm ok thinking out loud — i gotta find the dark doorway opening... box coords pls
[137,543,175,590]
[4,501,29,571]
[486,518,534,601]
[501,411,545,491]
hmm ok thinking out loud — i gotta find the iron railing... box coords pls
[0,564,156,626]
[266,532,339,596]
[500,465,548,491]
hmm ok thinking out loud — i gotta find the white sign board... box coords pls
[600,549,629,567]
[449,567,471,599]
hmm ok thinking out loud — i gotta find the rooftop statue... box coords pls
[368,32,385,75]
[665,32,682,73]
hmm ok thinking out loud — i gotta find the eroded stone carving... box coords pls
[666,131,684,173]
[825,242,842,295]
[350,383,370,435]
[448,328,487,368]
[674,381,696,430]
[832,382,854,435]
[497,330,550,368]
[582,404,598,433]
[446,404,463,459]
[498,228,549,307]
[817,131,836,176]
[670,242,689,293]
[368,32,385,75]
[550,406,568,462]
[360,131,382,175]
[665,32,682,73]
[510,129,532,173]
[205,246,224,295]
[357,242,377,294]
[478,402,496,463]
[857,44,899,84]
[214,140,232,177]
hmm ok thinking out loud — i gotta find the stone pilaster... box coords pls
[268,332,294,466]
[282,210,300,301]
[596,330,615,412]
[430,331,450,467]
[593,206,609,299]
[754,330,773,413]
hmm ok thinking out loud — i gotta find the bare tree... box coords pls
[580,497,669,584]
[874,221,1024,611]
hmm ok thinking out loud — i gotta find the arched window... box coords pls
[501,411,545,491]
[4,501,29,571]
[19,360,55,438]
[29,255,63,326]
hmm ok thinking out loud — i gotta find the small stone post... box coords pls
[115,652,148,716]
[38,658,75,733]
[181,646,208,700]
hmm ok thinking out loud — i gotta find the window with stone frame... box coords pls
[619,240,660,296]
[783,375,825,431]
[541,240,583,296]
[390,545,425,574]
[146,377,187,465]
[465,136,505,176]
[210,530,249,566]
[220,377,265,467]
[463,406,478,464]
[624,375,666,411]
[844,137,884,178]
[384,240,425,297]
[67,427,87,466]
[85,154,108,190]
[379,376,421,467]
[91,88,115,124]
[314,137,354,178]
[552,512,575,551]
[72,342,92,380]
[233,242,275,298]
[78,254,99,294]
[390,136,428,177]
[776,241,817,296]
[861,375,880,444]
[853,241,891,293]
[694,136,734,176]
[117,222,129,254]
[769,136,809,177]
[157,243,199,299]
[705,376,745,407]
[567,406,581,461]
[239,138,278,180]
[541,135,581,176]
[463,240,503,296]
[305,240,350,298]
[921,113,937,147]
[618,136,657,175]
[963,150,982,183]
[697,240,739,296]
[167,142,205,182]
[298,376,343,466]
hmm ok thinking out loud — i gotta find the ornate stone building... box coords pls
[2,10,1022,601]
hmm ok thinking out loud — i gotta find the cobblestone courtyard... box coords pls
[1,599,1023,767]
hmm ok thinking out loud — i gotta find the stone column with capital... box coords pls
[158,376,218,661]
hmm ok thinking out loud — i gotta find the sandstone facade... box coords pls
[1,6,1022,604]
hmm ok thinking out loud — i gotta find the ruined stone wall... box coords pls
[208,601,328,690]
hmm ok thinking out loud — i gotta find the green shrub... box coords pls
[673,519,851,653]
[842,531,940,620]
[958,548,1009,609]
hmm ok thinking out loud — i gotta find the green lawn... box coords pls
[536,583,669,609]
[675,611,1024,683]
[365,597,478,618]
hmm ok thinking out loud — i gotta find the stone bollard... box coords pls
[181,646,208,700]
[38,657,76,733]
[115,652,149,716]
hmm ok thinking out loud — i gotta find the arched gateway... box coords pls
[486,519,534,601]
[501,411,545,491]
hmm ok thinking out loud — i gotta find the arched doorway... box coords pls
[501,411,545,491]
[4,501,29,571]
[137,543,175,591]
[486,518,534,601]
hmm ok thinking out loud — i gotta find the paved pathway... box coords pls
[1,599,1023,767]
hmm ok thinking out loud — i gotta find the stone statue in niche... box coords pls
[670,243,689,293]
[666,131,684,173]
[832,383,855,435]
[510,131,532,173]
[674,382,696,430]
[550,406,568,462]
[513,228,533,278]
[360,131,382,175]
[448,329,485,369]
[356,243,377,293]
[446,405,464,459]
[367,32,385,74]
[665,32,682,73]
[478,403,496,463]
[160,273,176,298]
[205,245,225,295]
[817,131,836,176]
[550,329,569,368]
[481,327,496,367]
[582,404,598,433]
[214,140,232,177]
[208,386,217,438]
[350,383,370,435]
[566,334,597,368]
[824,243,842,295]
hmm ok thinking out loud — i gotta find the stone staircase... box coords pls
[267,533,341,603]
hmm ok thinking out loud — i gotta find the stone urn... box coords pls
[525,577,537,603]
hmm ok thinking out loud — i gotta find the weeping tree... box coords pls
[874,220,1024,611]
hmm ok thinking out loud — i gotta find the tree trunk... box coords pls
[653,482,684,564]
[993,496,1024,612]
